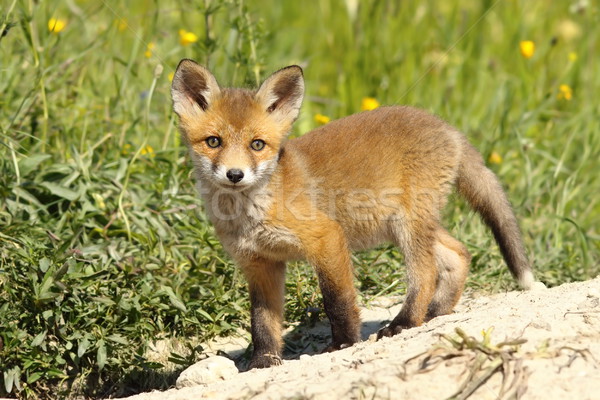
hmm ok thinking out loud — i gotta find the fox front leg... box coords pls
[242,257,287,369]
[304,223,361,351]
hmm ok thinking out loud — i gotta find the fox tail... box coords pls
[456,141,535,289]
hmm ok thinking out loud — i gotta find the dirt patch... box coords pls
[121,277,600,400]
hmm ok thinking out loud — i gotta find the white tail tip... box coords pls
[519,270,546,291]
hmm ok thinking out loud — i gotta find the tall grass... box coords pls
[1,0,598,398]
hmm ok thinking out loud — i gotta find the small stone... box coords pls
[176,356,238,389]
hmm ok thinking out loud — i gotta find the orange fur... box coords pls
[171,59,536,369]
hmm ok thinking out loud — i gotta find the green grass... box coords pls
[1,0,599,398]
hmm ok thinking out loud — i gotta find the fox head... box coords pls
[171,59,304,191]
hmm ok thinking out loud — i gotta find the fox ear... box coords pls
[171,59,221,118]
[255,65,304,125]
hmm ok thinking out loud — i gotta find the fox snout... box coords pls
[226,168,245,184]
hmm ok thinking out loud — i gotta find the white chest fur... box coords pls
[199,183,302,261]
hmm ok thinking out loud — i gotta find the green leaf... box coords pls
[3,366,20,393]
[196,308,214,322]
[11,186,46,209]
[18,154,52,176]
[39,257,51,273]
[45,368,68,379]
[3,369,14,394]
[40,182,79,201]
[106,334,129,346]
[97,339,107,370]
[31,330,47,347]
[162,286,187,313]
[35,271,59,303]
[167,353,188,366]
[27,372,43,385]
[78,336,90,358]
[91,297,116,306]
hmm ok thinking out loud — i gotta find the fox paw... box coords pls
[321,342,354,353]
[376,324,405,340]
[248,353,282,370]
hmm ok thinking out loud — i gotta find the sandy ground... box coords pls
[121,277,600,400]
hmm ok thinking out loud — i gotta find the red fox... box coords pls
[171,59,539,369]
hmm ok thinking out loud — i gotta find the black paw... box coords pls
[247,353,282,370]
[376,324,405,340]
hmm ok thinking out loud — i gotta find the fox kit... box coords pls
[171,59,537,369]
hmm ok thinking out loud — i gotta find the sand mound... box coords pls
[122,277,600,400]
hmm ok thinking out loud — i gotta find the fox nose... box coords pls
[226,169,244,183]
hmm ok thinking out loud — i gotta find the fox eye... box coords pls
[251,139,265,151]
[206,136,221,148]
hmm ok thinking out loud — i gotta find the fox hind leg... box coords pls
[377,220,438,338]
[426,228,471,320]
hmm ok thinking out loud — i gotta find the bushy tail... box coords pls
[456,142,535,289]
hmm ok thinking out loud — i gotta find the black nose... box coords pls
[226,169,244,183]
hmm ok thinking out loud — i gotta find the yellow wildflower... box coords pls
[361,97,380,111]
[488,151,503,165]
[144,42,155,58]
[115,18,128,32]
[519,40,535,59]
[140,145,155,157]
[121,143,132,156]
[179,29,199,46]
[91,193,106,210]
[568,52,578,62]
[314,114,330,125]
[557,84,572,101]
[168,72,174,82]
[48,18,67,34]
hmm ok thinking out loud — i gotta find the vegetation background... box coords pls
[1,0,598,398]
